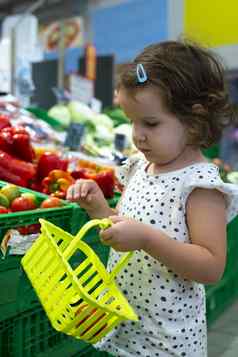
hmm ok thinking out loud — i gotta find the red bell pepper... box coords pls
[0,165,28,187]
[86,169,115,198]
[42,169,74,198]
[71,160,115,198]
[36,152,68,181]
[12,132,35,162]
[0,130,14,154]
[0,114,11,131]
[70,168,88,180]
[0,150,36,184]
[0,126,35,162]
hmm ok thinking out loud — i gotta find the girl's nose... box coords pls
[133,126,146,143]
[133,133,146,145]
[137,136,146,143]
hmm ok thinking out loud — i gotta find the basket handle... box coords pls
[62,218,113,259]
[74,218,113,241]
[71,218,133,281]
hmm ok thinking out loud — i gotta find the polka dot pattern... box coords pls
[95,156,238,357]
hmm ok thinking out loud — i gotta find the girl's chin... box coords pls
[140,150,152,156]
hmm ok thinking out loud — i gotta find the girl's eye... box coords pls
[145,122,158,127]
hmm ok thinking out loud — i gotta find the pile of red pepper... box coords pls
[0,118,116,199]
[0,126,35,162]
[0,150,36,187]
[0,124,36,187]
[29,151,69,192]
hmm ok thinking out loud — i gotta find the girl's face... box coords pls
[118,86,190,168]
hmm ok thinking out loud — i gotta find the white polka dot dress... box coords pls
[95,155,238,357]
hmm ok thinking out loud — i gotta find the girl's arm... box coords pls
[143,188,227,284]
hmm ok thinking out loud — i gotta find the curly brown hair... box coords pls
[118,41,235,148]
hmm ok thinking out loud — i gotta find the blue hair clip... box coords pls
[136,63,148,83]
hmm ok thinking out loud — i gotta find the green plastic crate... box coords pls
[0,193,120,357]
[206,215,238,326]
[0,257,38,322]
[0,306,89,357]
[0,188,119,322]
[202,144,219,159]
[206,269,238,327]
[0,180,83,321]
[0,180,82,240]
[73,346,113,356]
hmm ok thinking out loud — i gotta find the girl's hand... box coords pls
[100,216,148,252]
[66,179,109,215]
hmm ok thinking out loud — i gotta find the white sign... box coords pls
[0,38,11,93]
[69,74,94,105]
[90,97,102,113]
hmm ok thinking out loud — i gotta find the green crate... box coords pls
[223,231,238,278]
[73,346,113,356]
[0,193,120,357]
[202,144,219,159]
[206,215,238,326]
[206,270,238,327]
[226,214,238,242]
[0,257,39,322]
[0,188,119,322]
[0,306,89,357]
[0,180,82,239]
[0,180,83,321]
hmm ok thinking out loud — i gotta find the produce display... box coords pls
[48,100,134,157]
[0,181,73,257]
[0,97,126,262]
[0,183,66,214]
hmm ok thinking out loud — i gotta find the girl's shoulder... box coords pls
[181,161,220,181]
[181,162,238,223]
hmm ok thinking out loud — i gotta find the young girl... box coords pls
[67,41,238,357]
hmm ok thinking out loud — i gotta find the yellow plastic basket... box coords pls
[21,218,138,344]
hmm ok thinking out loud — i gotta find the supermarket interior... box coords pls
[0,1,238,356]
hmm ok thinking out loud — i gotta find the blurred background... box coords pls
[0,1,238,356]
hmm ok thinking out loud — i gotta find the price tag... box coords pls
[64,123,85,150]
[69,74,94,105]
[90,97,102,113]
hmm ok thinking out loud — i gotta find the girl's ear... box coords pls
[192,104,207,115]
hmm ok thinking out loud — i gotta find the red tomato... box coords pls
[40,197,62,209]
[0,205,9,214]
[11,196,37,212]
[17,223,41,235]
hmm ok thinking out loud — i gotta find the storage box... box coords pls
[0,184,118,321]
[206,215,238,326]
[0,180,83,320]
[0,306,88,357]
[0,180,81,240]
